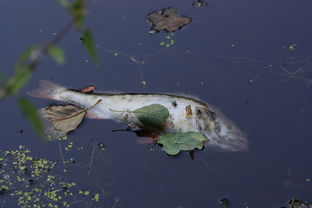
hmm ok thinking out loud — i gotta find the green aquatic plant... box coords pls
[0,145,102,208]
[157,132,208,155]
[0,0,99,141]
[160,34,176,48]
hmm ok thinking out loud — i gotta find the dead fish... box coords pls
[29,80,248,151]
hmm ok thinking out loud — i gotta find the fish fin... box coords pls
[28,80,66,100]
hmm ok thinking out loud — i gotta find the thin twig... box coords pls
[87,144,96,175]
[58,142,68,181]
[0,19,76,101]
[112,197,120,208]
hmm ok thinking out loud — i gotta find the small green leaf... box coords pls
[48,46,65,64]
[15,45,39,71]
[82,29,99,66]
[70,0,85,29]
[17,97,44,139]
[157,132,208,155]
[133,104,169,129]
[5,67,32,95]
[57,0,69,7]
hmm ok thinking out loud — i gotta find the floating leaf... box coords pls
[147,8,192,33]
[39,105,87,140]
[70,0,85,29]
[82,29,99,66]
[48,46,65,64]
[39,100,101,140]
[133,104,169,129]
[17,97,44,139]
[157,132,208,155]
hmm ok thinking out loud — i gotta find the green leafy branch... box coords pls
[0,0,99,138]
[0,0,98,101]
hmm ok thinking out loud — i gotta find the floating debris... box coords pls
[282,198,312,208]
[160,34,176,48]
[39,105,87,140]
[157,132,208,155]
[97,143,106,151]
[142,80,147,86]
[147,8,192,33]
[192,0,208,8]
[38,99,101,140]
[288,43,297,51]
[220,197,229,207]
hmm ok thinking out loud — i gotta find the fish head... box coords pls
[195,105,248,151]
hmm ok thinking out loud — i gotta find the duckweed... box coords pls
[0,145,102,208]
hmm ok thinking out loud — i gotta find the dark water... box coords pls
[1,0,312,207]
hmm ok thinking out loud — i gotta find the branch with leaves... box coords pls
[0,0,98,101]
[0,0,99,138]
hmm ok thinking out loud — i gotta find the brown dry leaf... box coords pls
[39,99,102,140]
[39,105,87,140]
[80,85,95,93]
[147,8,192,32]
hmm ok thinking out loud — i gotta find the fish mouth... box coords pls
[202,129,248,151]
[197,107,248,152]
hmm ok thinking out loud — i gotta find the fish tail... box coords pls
[28,80,66,101]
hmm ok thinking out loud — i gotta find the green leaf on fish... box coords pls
[81,28,99,66]
[17,97,45,139]
[157,132,208,155]
[48,46,65,65]
[133,104,169,129]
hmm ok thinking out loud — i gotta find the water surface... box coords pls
[1,0,312,207]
